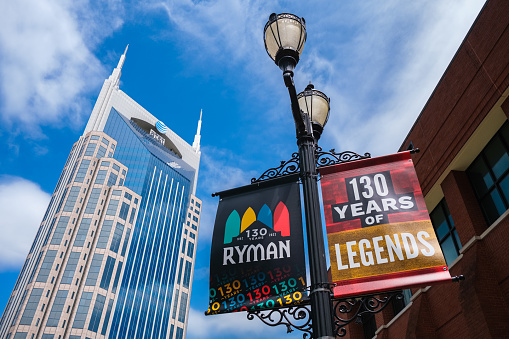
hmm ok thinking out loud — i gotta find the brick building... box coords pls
[342,0,509,338]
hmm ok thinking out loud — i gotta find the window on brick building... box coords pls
[392,289,412,316]
[467,121,509,225]
[430,199,461,265]
[361,312,376,339]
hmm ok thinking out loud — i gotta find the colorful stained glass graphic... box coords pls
[224,211,240,244]
[207,178,307,315]
[222,203,289,244]
[274,201,290,237]
[319,151,451,298]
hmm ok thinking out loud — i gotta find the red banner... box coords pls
[320,151,451,298]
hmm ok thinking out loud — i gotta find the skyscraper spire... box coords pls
[111,44,129,87]
[193,109,202,153]
[84,45,131,134]
[117,44,129,69]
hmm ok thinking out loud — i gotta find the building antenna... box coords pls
[112,44,129,87]
[193,109,202,153]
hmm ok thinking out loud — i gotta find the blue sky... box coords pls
[0,0,486,338]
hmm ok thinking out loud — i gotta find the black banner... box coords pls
[206,178,307,315]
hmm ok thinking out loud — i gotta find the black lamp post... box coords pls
[253,12,461,338]
[264,12,335,339]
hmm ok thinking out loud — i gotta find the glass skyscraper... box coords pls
[0,47,202,339]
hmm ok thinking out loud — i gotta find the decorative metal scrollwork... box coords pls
[247,304,313,339]
[333,292,404,337]
[251,147,370,184]
[315,147,371,168]
[251,152,300,183]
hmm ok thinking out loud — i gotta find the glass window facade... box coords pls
[467,122,509,225]
[181,239,186,254]
[42,196,55,223]
[50,217,69,246]
[66,162,79,186]
[19,288,43,325]
[118,202,129,221]
[72,292,93,328]
[110,223,124,253]
[176,258,184,285]
[85,188,101,214]
[97,220,113,249]
[11,290,28,326]
[73,218,91,247]
[88,294,106,332]
[129,208,136,224]
[0,107,194,339]
[84,143,97,157]
[120,228,131,256]
[176,327,184,339]
[95,170,108,185]
[75,160,91,183]
[97,145,107,158]
[112,262,123,294]
[36,251,57,283]
[430,199,461,265]
[106,199,120,216]
[104,108,193,339]
[101,299,114,335]
[42,218,57,246]
[107,172,118,186]
[56,188,68,213]
[182,261,192,288]
[46,290,68,327]
[61,252,80,284]
[178,292,188,322]
[186,242,194,258]
[63,186,81,212]
[85,254,104,286]
[100,256,116,290]
[172,289,179,319]
[29,252,43,284]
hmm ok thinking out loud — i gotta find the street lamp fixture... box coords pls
[264,13,306,72]
[248,12,418,338]
[264,12,335,339]
[297,84,330,140]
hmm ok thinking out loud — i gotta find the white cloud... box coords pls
[199,147,258,194]
[157,0,268,63]
[151,0,486,157]
[315,0,486,156]
[0,176,51,270]
[149,0,289,116]
[196,146,258,242]
[0,0,124,137]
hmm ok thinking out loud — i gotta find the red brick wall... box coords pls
[372,1,509,338]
